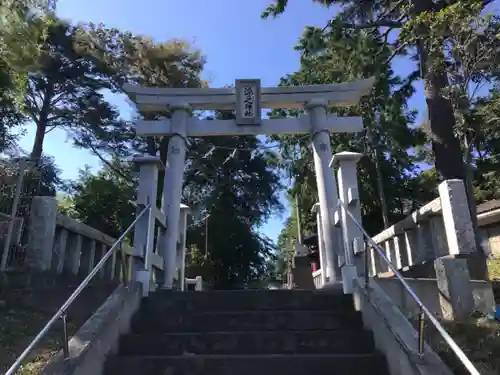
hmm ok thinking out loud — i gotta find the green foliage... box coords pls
[22,18,125,160]
[270,28,429,245]
[56,194,77,217]
[263,0,495,183]
[0,0,56,87]
[74,35,206,187]
[184,110,283,288]
[0,0,56,153]
[264,0,500,272]
[67,160,135,238]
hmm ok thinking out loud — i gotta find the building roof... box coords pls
[477,200,500,214]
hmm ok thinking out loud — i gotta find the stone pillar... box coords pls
[434,257,474,319]
[439,180,476,257]
[311,203,327,286]
[307,98,341,284]
[162,104,190,289]
[439,179,489,279]
[435,179,492,317]
[64,233,82,276]
[292,242,316,290]
[52,228,68,274]
[133,155,162,296]
[26,196,57,271]
[178,204,190,291]
[331,151,363,293]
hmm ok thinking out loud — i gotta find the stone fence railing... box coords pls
[23,193,201,294]
[309,150,494,319]
[367,180,480,279]
[368,197,442,276]
[311,152,480,287]
[21,155,204,295]
[24,196,165,284]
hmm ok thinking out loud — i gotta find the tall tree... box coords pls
[0,0,56,92]
[264,0,498,279]
[184,110,283,288]
[0,0,56,153]
[21,18,122,160]
[270,28,424,237]
[73,35,206,201]
[262,0,489,183]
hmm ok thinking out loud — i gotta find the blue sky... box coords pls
[19,0,431,243]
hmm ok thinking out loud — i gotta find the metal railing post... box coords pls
[60,312,69,359]
[418,308,425,354]
[364,239,370,288]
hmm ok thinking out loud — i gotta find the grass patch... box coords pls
[0,284,115,375]
[488,259,500,280]
[0,305,80,375]
[420,259,500,374]
[434,318,500,375]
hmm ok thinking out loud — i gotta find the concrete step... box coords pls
[104,354,388,375]
[118,330,375,356]
[131,310,363,333]
[145,290,352,312]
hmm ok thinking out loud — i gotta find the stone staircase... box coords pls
[104,289,389,375]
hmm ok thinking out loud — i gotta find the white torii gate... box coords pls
[124,77,374,290]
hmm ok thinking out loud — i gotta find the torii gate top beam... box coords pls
[123,77,375,111]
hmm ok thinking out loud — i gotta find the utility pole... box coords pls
[295,194,302,244]
[366,127,389,228]
[202,214,210,258]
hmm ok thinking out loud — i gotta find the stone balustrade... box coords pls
[25,196,164,283]
[369,197,443,276]
[185,276,203,291]
[310,148,491,318]
[23,155,200,296]
[312,269,323,289]
[303,146,492,320]
[24,195,192,293]
[368,180,477,278]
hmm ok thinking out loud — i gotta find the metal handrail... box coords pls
[338,200,481,375]
[4,203,152,375]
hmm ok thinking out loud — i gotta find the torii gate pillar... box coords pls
[161,103,190,289]
[307,98,342,284]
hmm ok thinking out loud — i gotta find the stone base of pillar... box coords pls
[291,255,315,290]
[434,257,474,320]
[26,196,57,272]
[341,265,358,294]
[463,252,489,280]
[158,283,182,291]
[136,270,151,297]
[320,281,345,294]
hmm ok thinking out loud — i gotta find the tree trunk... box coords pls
[415,0,488,279]
[30,82,54,161]
[422,67,465,180]
[371,143,389,228]
[31,122,46,161]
